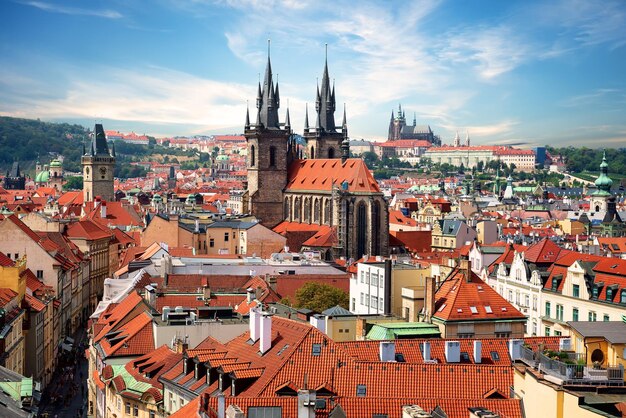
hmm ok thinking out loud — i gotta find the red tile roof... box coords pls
[434,267,526,322]
[286,158,380,193]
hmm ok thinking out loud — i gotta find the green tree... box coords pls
[63,176,83,190]
[294,282,349,312]
[362,151,379,168]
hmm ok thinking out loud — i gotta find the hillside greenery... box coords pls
[0,116,199,179]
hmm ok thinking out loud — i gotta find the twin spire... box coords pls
[247,42,345,135]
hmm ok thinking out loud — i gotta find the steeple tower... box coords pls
[82,123,116,202]
[590,150,614,213]
[244,41,292,228]
[305,45,344,159]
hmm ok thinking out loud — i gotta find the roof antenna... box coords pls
[325,43,328,62]
[268,38,271,58]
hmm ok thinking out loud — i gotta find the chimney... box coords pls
[422,341,431,362]
[424,276,436,322]
[249,308,260,342]
[217,393,225,418]
[297,389,317,418]
[225,405,245,418]
[246,287,255,303]
[379,341,396,362]
[175,336,188,353]
[195,219,200,233]
[143,285,156,307]
[100,200,107,218]
[459,259,471,282]
[384,259,392,315]
[473,340,482,364]
[203,286,211,300]
[260,313,273,354]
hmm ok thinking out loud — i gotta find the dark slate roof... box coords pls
[8,162,21,178]
[206,221,258,230]
[91,123,111,156]
[321,305,353,316]
[567,321,626,344]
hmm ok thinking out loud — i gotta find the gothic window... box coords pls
[323,199,330,225]
[328,148,335,159]
[310,146,315,159]
[372,200,381,254]
[595,205,600,212]
[304,197,311,223]
[284,197,291,221]
[356,201,367,258]
[269,146,276,167]
[313,198,321,224]
[294,197,301,222]
[250,145,256,167]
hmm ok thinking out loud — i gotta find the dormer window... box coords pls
[607,288,613,301]
[621,290,626,304]
[592,287,599,299]
[552,278,558,290]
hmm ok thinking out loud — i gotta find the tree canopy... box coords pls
[294,282,349,312]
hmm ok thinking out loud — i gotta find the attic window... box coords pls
[501,307,507,312]
[477,285,483,292]
[460,352,470,362]
[470,306,478,314]
[457,308,463,313]
[395,353,406,362]
[490,351,500,361]
[438,304,446,312]
[312,344,322,356]
[485,306,493,314]
[356,384,366,397]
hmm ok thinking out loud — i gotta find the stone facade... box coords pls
[82,123,116,202]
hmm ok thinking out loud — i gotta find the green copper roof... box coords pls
[49,159,62,168]
[111,365,153,395]
[366,322,441,340]
[594,151,613,194]
[35,170,50,183]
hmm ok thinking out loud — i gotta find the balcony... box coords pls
[519,346,624,386]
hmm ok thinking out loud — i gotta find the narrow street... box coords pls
[38,329,88,418]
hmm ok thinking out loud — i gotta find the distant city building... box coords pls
[2,162,25,190]
[387,104,440,145]
[34,158,64,191]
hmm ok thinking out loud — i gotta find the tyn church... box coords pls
[244,52,389,260]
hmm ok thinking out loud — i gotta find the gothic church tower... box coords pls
[82,124,116,202]
[304,50,344,159]
[244,49,295,228]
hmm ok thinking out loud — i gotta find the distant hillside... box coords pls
[0,116,89,174]
[0,116,205,179]
[546,146,626,176]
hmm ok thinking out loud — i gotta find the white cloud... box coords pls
[19,1,123,19]
[1,65,256,132]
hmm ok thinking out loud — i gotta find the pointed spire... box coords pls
[465,130,470,147]
[91,124,109,156]
[413,112,417,126]
[111,141,116,157]
[245,102,250,129]
[304,103,310,133]
[285,107,291,130]
[316,107,322,132]
[257,39,280,129]
[316,45,336,132]
[342,103,347,130]
[82,142,86,156]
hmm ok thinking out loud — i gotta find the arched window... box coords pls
[372,200,381,254]
[328,148,335,159]
[323,199,330,225]
[294,197,301,222]
[303,197,311,223]
[595,205,600,212]
[356,201,367,257]
[284,198,291,221]
[250,145,256,167]
[310,146,315,159]
[269,146,276,167]
[313,199,321,224]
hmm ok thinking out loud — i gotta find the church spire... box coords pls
[341,104,350,163]
[257,40,280,129]
[245,103,250,130]
[304,103,310,133]
[315,44,337,133]
[284,107,291,131]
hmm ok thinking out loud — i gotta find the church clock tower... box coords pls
[82,123,116,202]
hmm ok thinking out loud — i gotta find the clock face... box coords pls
[99,167,107,176]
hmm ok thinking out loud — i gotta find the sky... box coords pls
[1,0,626,148]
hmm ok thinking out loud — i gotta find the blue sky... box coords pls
[1,0,626,147]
